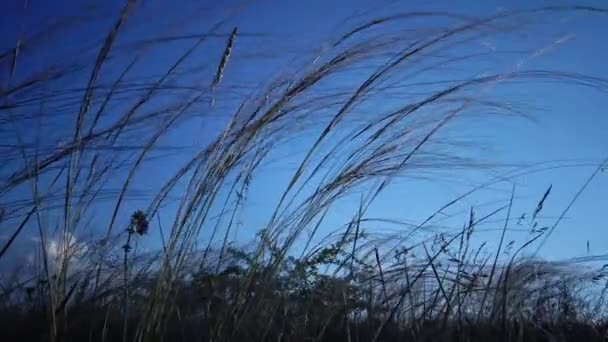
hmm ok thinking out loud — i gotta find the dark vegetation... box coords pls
[0,2,607,341]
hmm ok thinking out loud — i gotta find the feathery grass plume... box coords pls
[210,27,237,106]
[532,184,552,221]
[1,4,608,342]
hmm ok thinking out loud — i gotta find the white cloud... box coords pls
[37,232,89,275]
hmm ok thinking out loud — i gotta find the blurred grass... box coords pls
[0,2,607,341]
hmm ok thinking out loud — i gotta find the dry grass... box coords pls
[0,2,607,342]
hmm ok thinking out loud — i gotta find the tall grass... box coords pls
[1,2,607,341]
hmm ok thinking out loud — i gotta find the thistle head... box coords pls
[129,210,149,235]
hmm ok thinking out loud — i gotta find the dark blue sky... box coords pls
[1,0,607,269]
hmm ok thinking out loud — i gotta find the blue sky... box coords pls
[1,0,607,271]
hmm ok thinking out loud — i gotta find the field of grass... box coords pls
[1,2,607,341]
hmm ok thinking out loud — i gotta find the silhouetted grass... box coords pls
[1,2,607,341]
